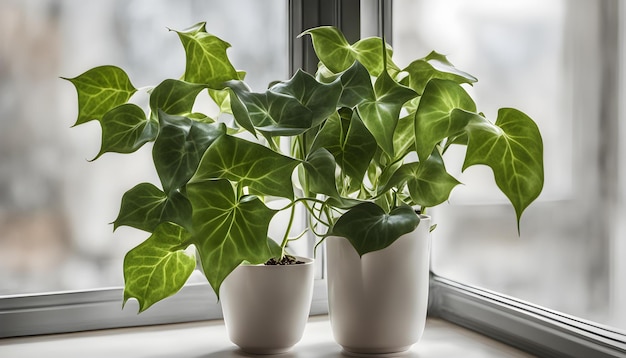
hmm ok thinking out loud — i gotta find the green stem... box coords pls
[279,203,297,258]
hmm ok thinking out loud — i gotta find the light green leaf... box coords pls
[63,65,137,126]
[330,203,420,256]
[175,22,239,87]
[270,69,342,126]
[463,108,544,224]
[149,79,206,118]
[186,179,275,295]
[403,51,477,95]
[357,70,417,156]
[191,134,300,199]
[153,111,225,194]
[415,79,476,161]
[95,103,157,159]
[123,222,195,313]
[113,182,192,233]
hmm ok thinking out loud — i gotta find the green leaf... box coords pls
[357,70,417,156]
[300,27,397,76]
[270,69,342,126]
[123,222,195,313]
[228,82,313,136]
[95,103,157,159]
[153,111,225,193]
[191,134,300,199]
[114,182,193,233]
[386,150,461,207]
[415,79,476,161]
[175,22,239,87]
[393,113,416,161]
[330,203,420,256]
[63,65,137,126]
[302,148,340,197]
[311,110,377,181]
[186,179,275,295]
[208,88,232,115]
[149,79,206,118]
[403,51,477,95]
[463,108,544,224]
[337,61,375,108]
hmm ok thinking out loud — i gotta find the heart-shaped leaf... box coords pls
[95,103,157,159]
[403,51,477,95]
[337,61,375,108]
[302,148,340,198]
[330,202,420,256]
[186,179,275,295]
[63,65,137,126]
[149,79,206,118]
[463,108,544,225]
[123,222,195,313]
[113,182,193,233]
[415,79,476,161]
[175,22,239,88]
[270,69,342,127]
[357,70,417,156]
[153,111,225,194]
[192,134,300,199]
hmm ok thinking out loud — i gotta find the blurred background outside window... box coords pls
[0,0,287,294]
[394,0,626,331]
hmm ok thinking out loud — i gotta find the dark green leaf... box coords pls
[303,148,340,197]
[186,179,275,295]
[95,103,157,159]
[191,134,300,199]
[63,65,137,126]
[149,79,206,118]
[337,61,375,108]
[330,203,420,256]
[123,222,195,312]
[153,111,225,194]
[463,108,544,224]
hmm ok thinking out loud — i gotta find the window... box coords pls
[394,0,626,332]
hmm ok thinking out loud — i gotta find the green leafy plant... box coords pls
[65,23,543,312]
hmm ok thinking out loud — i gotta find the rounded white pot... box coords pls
[326,216,431,355]
[219,256,315,355]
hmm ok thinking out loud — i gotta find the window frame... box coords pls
[1,2,626,358]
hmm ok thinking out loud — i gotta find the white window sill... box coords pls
[0,315,532,358]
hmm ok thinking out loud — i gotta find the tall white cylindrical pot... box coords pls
[220,257,315,354]
[326,217,431,355]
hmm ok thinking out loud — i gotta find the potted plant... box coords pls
[291,26,544,355]
[63,22,318,354]
[64,21,544,355]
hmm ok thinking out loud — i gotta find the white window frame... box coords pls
[1,2,625,357]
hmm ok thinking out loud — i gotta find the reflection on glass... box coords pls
[0,0,287,294]
[394,0,624,330]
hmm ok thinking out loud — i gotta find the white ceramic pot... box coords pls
[326,216,431,355]
[219,256,315,354]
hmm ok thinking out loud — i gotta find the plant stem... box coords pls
[279,202,297,258]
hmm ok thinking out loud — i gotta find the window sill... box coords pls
[0,315,532,358]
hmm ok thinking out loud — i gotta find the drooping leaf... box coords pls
[463,108,544,224]
[153,111,225,194]
[95,103,157,159]
[311,110,377,182]
[174,22,239,87]
[191,134,300,199]
[270,69,342,126]
[330,202,420,256]
[149,79,206,118]
[403,51,477,95]
[63,65,137,126]
[415,79,477,161]
[357,70,417,156]
[113,182,192,233]
[302,148,340,198]
[123,222,195,313]
[186,179,275,295]
[385,150,461,207]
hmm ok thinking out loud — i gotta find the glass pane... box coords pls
[393,0,625,330]
[0,0,288,295]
